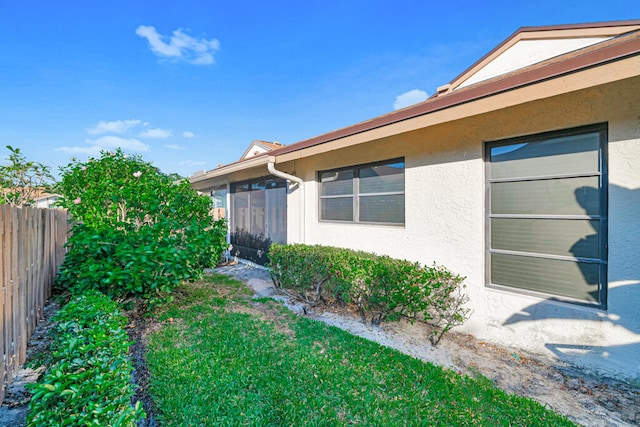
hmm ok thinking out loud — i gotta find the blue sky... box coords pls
[0,1,636,178]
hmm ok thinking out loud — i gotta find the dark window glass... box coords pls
[487,126,606,306]
[491,218,601,259]
[490,133,600,179]
[491,253,600,303]
[359,162,405,194]
[359,194,405,223]
[491,177,600,216]
[319,159,404,224]
[321,197,354,222]
[320,170,354,196]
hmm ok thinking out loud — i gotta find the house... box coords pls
[33,191,60,209]
[191,20,640,383]
[240,140,285,160]
[1,188,60,208]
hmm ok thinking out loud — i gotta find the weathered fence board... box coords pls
[0,205,69,403]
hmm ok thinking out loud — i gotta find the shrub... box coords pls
[268,243,470,344]
[27,291,144,426]
[0,145,55,207]
[54,149,228,301]
[268,244,353,305]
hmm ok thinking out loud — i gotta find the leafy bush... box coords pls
[0,145,55,207]
[267,244,351,305]
[27,291,144,426]
[269,243,470,344]
[54,149,228,301]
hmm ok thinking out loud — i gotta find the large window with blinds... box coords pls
[486,124,607,307]
[318,158,405,225]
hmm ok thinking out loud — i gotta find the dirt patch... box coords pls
[124,301,164,427]
[228,300,297,339]
[214,263,640,427]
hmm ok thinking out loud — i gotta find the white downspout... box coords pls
[267,158,305,244]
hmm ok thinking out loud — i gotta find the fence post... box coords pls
[0,206,6,403]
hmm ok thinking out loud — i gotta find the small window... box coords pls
[319,158,405,225]
[486,124,607,307]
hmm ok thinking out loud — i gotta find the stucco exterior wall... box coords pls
[287,76,640,382]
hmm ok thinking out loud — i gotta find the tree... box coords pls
[0,145,55,206]
[55,149,228,302]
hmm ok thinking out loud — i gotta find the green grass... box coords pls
[146,274,574,426]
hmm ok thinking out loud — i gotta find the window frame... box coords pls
[485,124,608,309]
[318,157,405,226]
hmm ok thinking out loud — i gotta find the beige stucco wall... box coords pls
[285,75,640,382]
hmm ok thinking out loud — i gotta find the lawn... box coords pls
[146,274,574,426]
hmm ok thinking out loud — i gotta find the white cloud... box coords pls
[182,131,195,138]
[136,25,220,65]
[140,128,173,138]
[165,144,186,150]
[55,145,103,156]
[56,136,150,155]
[393,89,429,110]
[89,136,150,152]
[179,160,206,166]
[86,119,143,135]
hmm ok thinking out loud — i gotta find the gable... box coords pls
[241,142,270,160]
[240,140,285,160]
[444,20,640,93]
[457,36,611,89]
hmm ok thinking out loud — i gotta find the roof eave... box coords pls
[189,154,269,189]
[269,34,640,162]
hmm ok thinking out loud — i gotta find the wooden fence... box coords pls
[0,205,69,402]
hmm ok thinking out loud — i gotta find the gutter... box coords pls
[267,157,305,244]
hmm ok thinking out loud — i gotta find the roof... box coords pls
[258,140,285,150]
[1,187,58,199]
[240,140,285,160]
[191,19,640,185]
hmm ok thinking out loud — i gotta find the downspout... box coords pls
[267,158,305,244]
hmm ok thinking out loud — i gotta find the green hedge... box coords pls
[27,291,144,426]
[268,243,469,344]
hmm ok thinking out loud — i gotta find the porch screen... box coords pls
[486,124,607,307]
[230,177,287,264]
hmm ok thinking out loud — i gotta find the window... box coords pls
[319,158,405,225]
[486,124,607,307]
[209,185,227,221]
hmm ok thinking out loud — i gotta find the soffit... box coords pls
[190,154,269,190]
